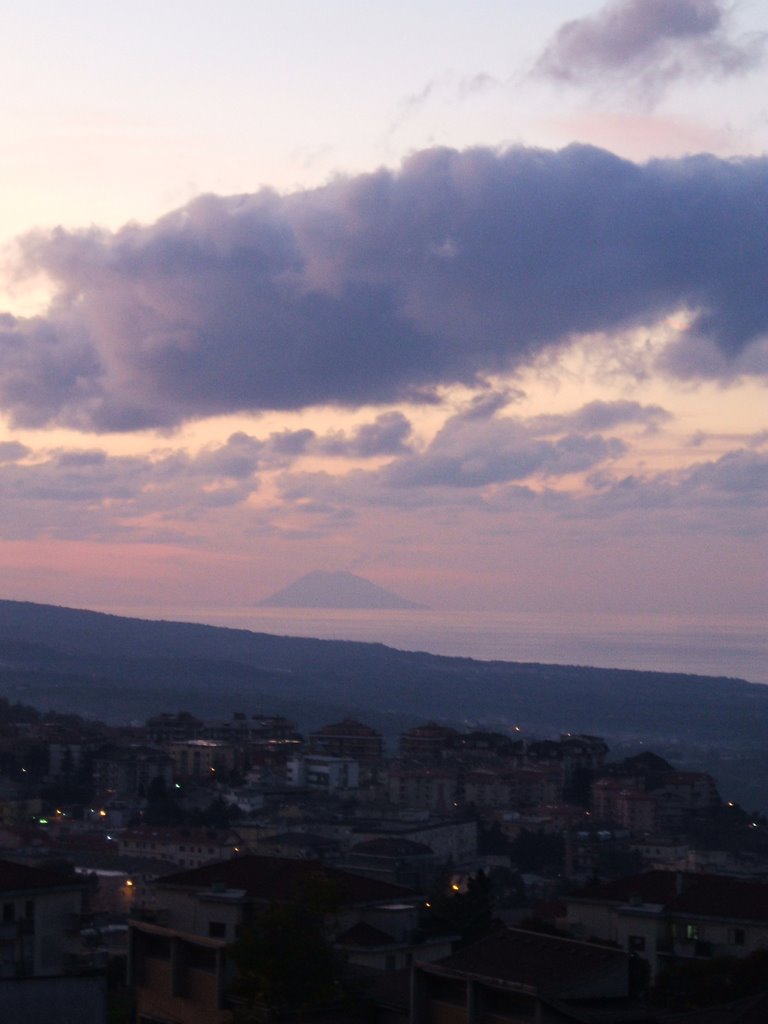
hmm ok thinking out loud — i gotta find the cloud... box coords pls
[531,399,672,434]
[2,406,764,549]
[384,407,626,489]
[0,435,268,540]
[583,447,768,532]
[533,0,765,102]
[0,412,422,542]
[278,400,630,508]
[683,448,768,501]
[0,440,29,463]
[277,436,768,550]
[3,144,768,431]
[659,331,768,381]
[317,411,413,458]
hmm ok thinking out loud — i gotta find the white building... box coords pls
[286,753,359,792]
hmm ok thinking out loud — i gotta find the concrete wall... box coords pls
[0,973,106,1024]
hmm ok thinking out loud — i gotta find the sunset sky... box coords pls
[0,0,766,619]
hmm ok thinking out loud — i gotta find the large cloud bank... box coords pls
[2,143,767,431]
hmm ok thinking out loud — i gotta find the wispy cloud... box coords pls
[533,0,766,104]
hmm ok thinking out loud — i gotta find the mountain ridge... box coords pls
[1,597,765,809]
[257,570,426,609]
[0,596,763,743]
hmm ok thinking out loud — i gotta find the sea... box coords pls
[112,606,768,686]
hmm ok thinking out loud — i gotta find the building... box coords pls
[411,928,635,1023]
[145,713,204,745]
[387,763,458,812]
[130,854,452,1023]
[118,826,243,869]
[286,753,359,792]
[341,836,438,889]
[92,744,174,798]
[354,816,478,867]
[308,719,383,763]
[399,723,459,761]
[0,858,91,978]
[168,740,237,780]
[567,870,768,979]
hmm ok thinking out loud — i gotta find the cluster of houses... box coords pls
[0,708,767,1021]
[7,849,768,1022]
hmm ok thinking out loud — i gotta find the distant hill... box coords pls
[258,570,425,609]
[0,596,767,782]
[2,597,766,808]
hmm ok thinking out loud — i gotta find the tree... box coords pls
[227,875,342,1019]
[188,796,240,829]
[428,869,496,947]
[651,949,768,1009]
[510,828,564,873]
[143,777,183,825]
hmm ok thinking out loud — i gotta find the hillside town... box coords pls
[1,702,768,1021]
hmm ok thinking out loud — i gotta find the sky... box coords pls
[0,0,766,621]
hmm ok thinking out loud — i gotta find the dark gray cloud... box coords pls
[658,331,768,381]
[0,440,30,463]
[278,401,629,506]
[383,408,625,489]
[386,432,624,489]
[586,445,768,516]
[532,399,672,434]
[683,448,768,501]
[277,439,768,545]
[317,411,413,458]
[533,0,765,100]
[4,143,768,431]
[0,412,422,539]
[268,429,316,457]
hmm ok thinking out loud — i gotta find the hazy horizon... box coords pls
[32,596,761,688]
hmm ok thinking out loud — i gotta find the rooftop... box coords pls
[156,854,418,906]
[573,871,768,924]
[424,927,630,997]
[0,857,86,893]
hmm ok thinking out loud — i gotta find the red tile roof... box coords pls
[573,871,768,923]
[426,927,629,996]
[0,857,85,892]
[157,854,417,906]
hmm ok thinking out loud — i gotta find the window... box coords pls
[728,928,745,946]
[628,935,646,952]
[208,921,226,939]
[2,903,14,923]
[142,933,171,961]
[186,943,217,973]
[685,924,699,941]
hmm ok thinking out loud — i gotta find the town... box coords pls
[1,700,767,1022]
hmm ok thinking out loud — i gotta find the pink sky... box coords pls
[0,1,766,624]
